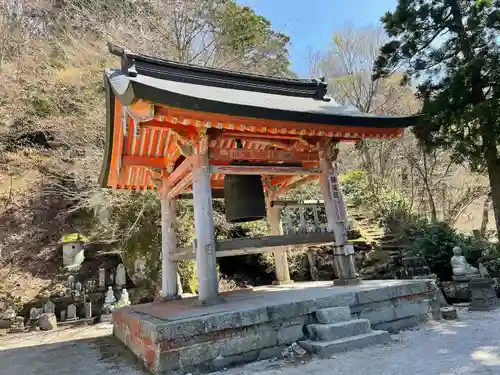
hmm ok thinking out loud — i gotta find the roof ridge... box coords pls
[107,42,328,100]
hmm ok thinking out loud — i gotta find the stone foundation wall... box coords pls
[113,280,439,375]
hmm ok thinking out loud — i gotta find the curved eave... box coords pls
[98,76,115,188]
[104,69,420,129]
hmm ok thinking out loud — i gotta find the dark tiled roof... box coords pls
[108,43,328,100]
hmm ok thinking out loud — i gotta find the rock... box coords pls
[441,307,458,320]
[2,307,16,320]
[291,342,307,356]
[8,316,24,333]
[39,313,57,330]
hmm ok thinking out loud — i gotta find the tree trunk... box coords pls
[423,179,438,222]
[357,140,374,189]
[486,151,500,242]
[480,194,491,237]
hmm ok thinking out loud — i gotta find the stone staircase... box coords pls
[299,306,390,358]
[349,210,408,265]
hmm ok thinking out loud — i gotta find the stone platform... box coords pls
[112,280,439,375]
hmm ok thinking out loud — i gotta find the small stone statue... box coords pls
[67,275,75,290]
[479,262,491,278]
[451,246,479,277]
[119,288,130,306]
[104,286,116,304]
[75,282,82,292]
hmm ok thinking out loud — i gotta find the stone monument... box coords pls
[67,304,77,320]
[67,275,75,290]
[98,268,106,287]
[44,300,55,314]
[84,302,92,319]
[451,246,479,279]
[30,307,39,321]
[116,263,126,287]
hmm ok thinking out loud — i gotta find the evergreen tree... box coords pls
[374,0,500,238]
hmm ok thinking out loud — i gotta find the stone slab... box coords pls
[315,306,352,324]
[307,319,371,341]
[299,330,390,358]
[373,314,429,333]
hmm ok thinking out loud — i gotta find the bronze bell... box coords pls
[224,174,267,223]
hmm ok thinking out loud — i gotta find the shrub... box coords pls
[404,220,490,281]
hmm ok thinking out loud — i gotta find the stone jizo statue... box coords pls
[105,286,116,304]
[451,246,479,277]
[119,288,130,306]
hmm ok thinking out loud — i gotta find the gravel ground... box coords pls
[1,309,500,375]
[216,308,500,375]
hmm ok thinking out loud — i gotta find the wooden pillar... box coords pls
[318,147,359,285]
[267,199,292,284]
[160,188,179,299]
[192,131,219,304]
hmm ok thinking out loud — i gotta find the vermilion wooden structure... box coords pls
[100,43,418,304]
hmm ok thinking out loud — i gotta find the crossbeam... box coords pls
[210,165,320,176]
[209,148,318,163]
[122,155,164,169]
[271,200,325,208]
[171,231,335,261]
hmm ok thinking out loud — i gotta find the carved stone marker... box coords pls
[98,268,106,287]
[116,263,126,286]
[67,304,77,320]
[84,302,92,319]
[60,310,66,321]
[44,300,55,314]
[75,282,82,292]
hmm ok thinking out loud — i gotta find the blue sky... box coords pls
[238,0,397,77]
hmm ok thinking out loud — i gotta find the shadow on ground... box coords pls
[0,325,146,375]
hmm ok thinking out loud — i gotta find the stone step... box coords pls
[299,330,391,358]
[307,319,371,341]
[315,306,352,324]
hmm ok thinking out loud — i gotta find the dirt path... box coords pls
[1,309,500,375]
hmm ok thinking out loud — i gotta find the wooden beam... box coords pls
[167,172,193,199]
[209,148,318,163]
[122,155,165,169]
[271,200,325,208]
[171,245,291,261]
[209,165,321,176]
[218,232,333,251]
[275,175,318,197]
[171,231,335,261]
[164,156,194,189]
